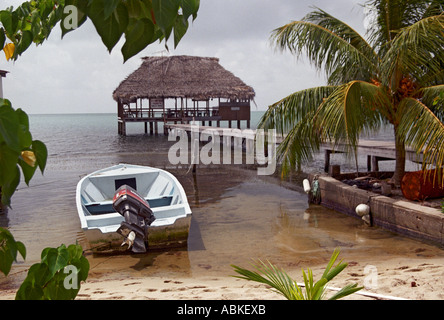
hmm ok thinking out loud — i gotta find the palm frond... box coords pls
[258,86,337,135]
[365,0,442,47]
[381,15,444,87]
[328,283,363,300]
[398,97,444,175]
[276,112,321,177]
[420,85,444,120]
[315,81,389,152]
[258,86,337,175]
[231,260,304,300]
[271,16,378,84]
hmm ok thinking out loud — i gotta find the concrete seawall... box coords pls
[313,174,444,246]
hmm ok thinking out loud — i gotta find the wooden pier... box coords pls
[165,123,424,173]
[322,140,423,173]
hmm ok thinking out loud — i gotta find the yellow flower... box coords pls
[3,43,15,61]
[21,151,36,167]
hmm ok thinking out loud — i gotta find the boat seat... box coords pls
[85,196,174,215]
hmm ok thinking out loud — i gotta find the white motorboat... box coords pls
[76,164,192,253]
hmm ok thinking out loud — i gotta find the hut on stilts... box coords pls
[112,55,255,135]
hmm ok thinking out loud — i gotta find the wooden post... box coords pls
[371,156,379,172]
[118,120,126,136]
[324,149,331,173]
[329,165,341,178]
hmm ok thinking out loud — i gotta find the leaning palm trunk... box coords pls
[260,1,444,186]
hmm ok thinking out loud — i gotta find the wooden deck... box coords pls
[117,100,252,135]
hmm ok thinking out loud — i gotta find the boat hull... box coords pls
[82,214,192,253]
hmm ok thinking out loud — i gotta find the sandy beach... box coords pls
[2,242,444,300]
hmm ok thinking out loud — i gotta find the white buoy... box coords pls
[303,179,311,194]
[362,215,371,225]
[355,204,370,217]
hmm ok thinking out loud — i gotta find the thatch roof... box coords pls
[113,55,255,103]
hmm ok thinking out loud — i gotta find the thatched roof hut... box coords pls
[113,55,255,103]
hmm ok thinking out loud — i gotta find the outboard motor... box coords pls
[112,185,156,253]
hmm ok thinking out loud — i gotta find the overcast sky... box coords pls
[2,0,367,114]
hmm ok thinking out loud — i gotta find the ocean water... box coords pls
[0,112,437,285]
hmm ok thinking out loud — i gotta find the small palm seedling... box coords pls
[231,248,362,300]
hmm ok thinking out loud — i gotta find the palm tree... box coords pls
[259,0,444,186]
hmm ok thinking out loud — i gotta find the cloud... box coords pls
[1,0,367,114]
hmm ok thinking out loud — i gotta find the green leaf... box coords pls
[0,27,5,49]
[31,140,47,173]
[44,246,69,277]
[104,0,120,19]
[121,18,155,62]
[16,108,32,149]
[87,0,129,52]
[0,10,18,37]
[18,157,37,185]
[1,164,20,207]
[16,240,26,261]
[0,227,26,276]
[152,0,181,39]
[15,278,45,300]
[173,14,188,48]
[14,30,33,58]
[15,263,49,300]
[180,0,200,21]
[67,244,83,261]
[126,0,151,19]
[0,103,20,152]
